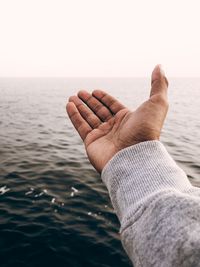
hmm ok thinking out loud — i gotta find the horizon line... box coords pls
[0,76,200,79]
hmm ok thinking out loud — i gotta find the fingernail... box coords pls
[158,64,165,76]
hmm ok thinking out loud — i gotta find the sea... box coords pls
[0,77,200,267]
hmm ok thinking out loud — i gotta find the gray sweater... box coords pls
[102,141,200,267]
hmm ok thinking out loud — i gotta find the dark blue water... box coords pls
[0,78,200,267]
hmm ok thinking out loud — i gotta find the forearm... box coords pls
[102,141,200,267]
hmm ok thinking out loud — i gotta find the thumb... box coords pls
[150,64,168,97]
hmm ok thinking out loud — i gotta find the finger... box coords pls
[78,90,113,122]
[150,64,169,97]
[66,102,92,141]
[92,90,126,114]
[69,96,101,128]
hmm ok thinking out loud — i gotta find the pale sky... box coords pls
[0,0,200,77]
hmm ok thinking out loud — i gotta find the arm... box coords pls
[66,65,200,266]
[102,141,200,267]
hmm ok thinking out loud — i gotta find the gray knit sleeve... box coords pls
[101,140,200,267]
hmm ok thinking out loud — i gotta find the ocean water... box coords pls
[0,77,200,267]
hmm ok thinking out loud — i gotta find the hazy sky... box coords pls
[0,0,200,77]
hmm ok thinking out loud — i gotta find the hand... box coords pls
[66,65,169,173]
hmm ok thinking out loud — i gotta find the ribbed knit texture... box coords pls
[101,141,200,267]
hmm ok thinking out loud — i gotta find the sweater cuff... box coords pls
[101,141,193,223]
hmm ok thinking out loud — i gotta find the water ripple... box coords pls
[1,77,200,266]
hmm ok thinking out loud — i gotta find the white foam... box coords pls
[25,191,33,195]
[0,186,10,195]
[71,187,78,193]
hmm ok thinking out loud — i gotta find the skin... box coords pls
[66,65,169,173]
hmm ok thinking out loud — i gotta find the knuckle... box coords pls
[151,94,168,107]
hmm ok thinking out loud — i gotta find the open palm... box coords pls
[67,65,168,172]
